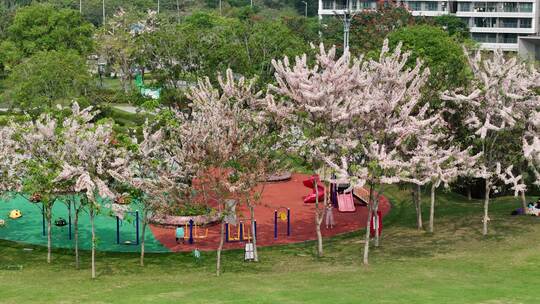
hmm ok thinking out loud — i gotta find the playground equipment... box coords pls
[370,210,383,237]
[337,192,355,212]
[0,219,5,227]
[135,73,161,100]
[274,208,291,239]
[54,218,67,227]
[40,201,73,240]
[225,220,257,243]
[184,219,209,245]
[9,210,22,219]
[303,175,325,204]
[352,187,370,205]
[116,211,140,246]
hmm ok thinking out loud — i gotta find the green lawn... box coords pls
[0,186,539,303]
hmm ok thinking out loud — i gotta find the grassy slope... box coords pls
[0,186,539,303]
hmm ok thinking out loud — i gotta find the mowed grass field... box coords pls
[1,186,539,304]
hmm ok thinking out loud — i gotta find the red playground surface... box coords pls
[149,173,391,252]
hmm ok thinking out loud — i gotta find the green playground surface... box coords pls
[0,195,169,253]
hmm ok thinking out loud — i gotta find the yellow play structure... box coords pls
[226,220,255,242]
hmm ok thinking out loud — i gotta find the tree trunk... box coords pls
[46,206,52,264]
[216,220,225,276]
[413,184,423,230]
[482,179,491,236]
[362,185,374,265]
[140,216,147,267]
[429,184,436,233]
[249,205,258,262]
[314,178,323,257]
[467,183,472,201]
[74,208,80,269]
[374,194,380,247]
[90,208,96,279]
[520,189,527,214]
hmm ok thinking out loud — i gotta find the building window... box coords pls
[360,1,375,9]
[501,18,518,28]
[408,1,422,10]
[518,2,533,12]
[459,2,471,11]
[426,2,438,11]
[499,33,517,43]
[520,18,532,28]
[351,0,358,9]
[474,2,486,12]
[322,0,334,9]
[472,33,497,43]
[503,2,518,12]
[474,17,497,27]
[485,2,497,12]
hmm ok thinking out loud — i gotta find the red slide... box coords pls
[302,175,325,204]
[337,192,355,212]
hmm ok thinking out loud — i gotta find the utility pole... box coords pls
[102,0,105,25]
[177,0,180,21]
[157,0,160,14]
[219,0,222,15]
[79,0,82,14]
[302,1,307,17]
[334,0,357,51]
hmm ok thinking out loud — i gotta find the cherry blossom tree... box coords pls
[178,69,268,275]
[54,103,129,279]
[442,49,539,235]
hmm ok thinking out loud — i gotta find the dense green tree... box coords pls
[138,12,307,96]
[387,25,469,107]
[434,14,470,42]
[347,5,427,56]
[0,3,94,70]
[4,50,91,112]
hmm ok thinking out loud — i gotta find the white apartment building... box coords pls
[318,0,540,51]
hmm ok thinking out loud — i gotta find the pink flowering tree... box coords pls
[54,103,129,279]
[524,111,540,186]
[403,136,480,233]
[268,39,439,264]
[266,43,370,257]
[442,49,539,235]
[108,123,196,267]
[177,69,269,275]
[0,124,24,198]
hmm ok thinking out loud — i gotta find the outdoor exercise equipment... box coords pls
[184,219,208,245]
[134,73,161,100]
[116,211,140,246]
[302,175,325,204]
[9,210,22,219]
[225,220,257,243]
[0,219,5,227]
[274,208,291,239]
[370,210,383,237]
